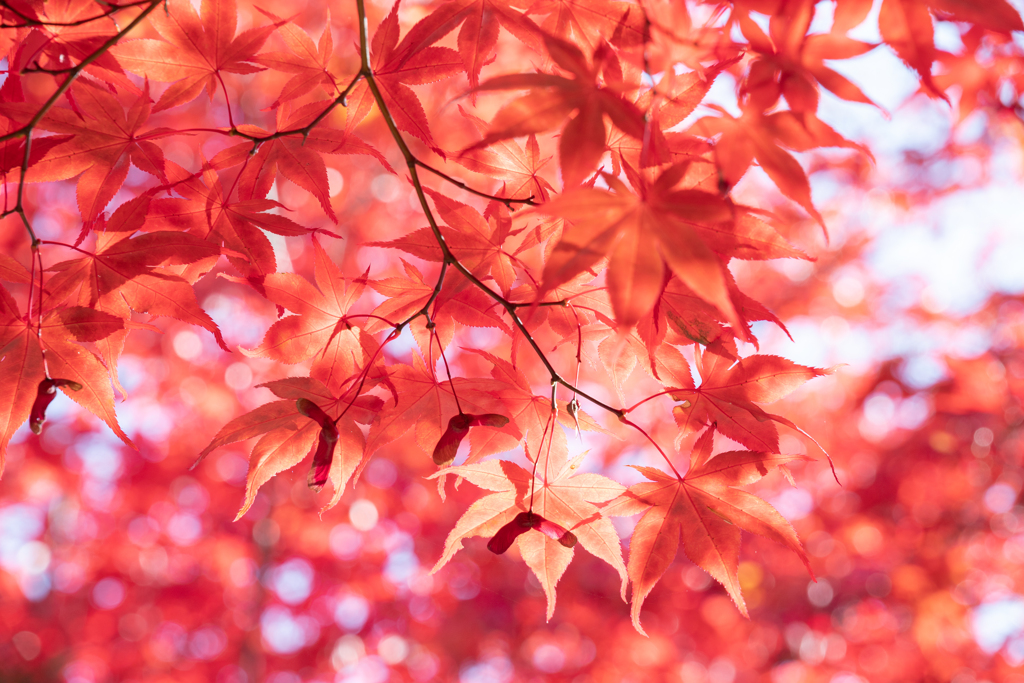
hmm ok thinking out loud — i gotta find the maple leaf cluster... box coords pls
[1,0,1023,657]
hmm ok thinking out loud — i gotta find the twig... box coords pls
[434,327,463,414]
[226,72,365,153]
[0,0,164,248]
[528,384,558,512]
[415,160,535,209]
[354,0,623,421]
[0,0,152,28]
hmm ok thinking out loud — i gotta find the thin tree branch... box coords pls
[0,1,163,146]
[0,0,164,249]
[0,0,151,28]
[353,0,624,421]
[415,160,536,208]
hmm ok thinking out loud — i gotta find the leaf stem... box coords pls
[507,299,568,309]
[624,388,689,414]
[621,416,682,479]
[217,72,237,129]
[415,160,535,208]
[433,327,463,414]
[354,0,622,420]
[528,384,558,512]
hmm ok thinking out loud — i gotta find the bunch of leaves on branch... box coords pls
[0,0,1022,636]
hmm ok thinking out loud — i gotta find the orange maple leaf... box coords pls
[112,0,279,111]
[430,436,627,619]
[535,161,738,330]
[470,34,646,186]
[606,424,811,633]
[0,287,131,472]
[198,376,381,516]
[670,345,835,453]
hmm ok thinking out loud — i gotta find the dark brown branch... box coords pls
[415,160,536,208]
[353,0,625,421]
[0,0,161,149]
[227,72,365,152]
[0,0,164,250]
[0,0,152,28]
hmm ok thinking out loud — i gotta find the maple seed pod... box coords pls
[306,430,338,493]
[296,399,339,492]
[487,511,537,554]
[29,379,83,434]
[487,512,577,554]
[432,413,510,466]
[534,516,578,548]
[296,398,333,429]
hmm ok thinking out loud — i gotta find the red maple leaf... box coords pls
[145,162,301,280]
[8,0,137,91]
[471,34,646,186]
[735,1,878,112]
[393,0,544,89]
[690,106,866,230]
[534,161,737,330]
[0,255,31,285]
[670,345,835,453]
[431,436,627,619]
[344,0,463,153]
[363,353,519,463]
[369,190,523,297]
[210,100,392,223]
[198,376,381,515]
[112,0,279,111]
[0,286,131,471]
[0,113,69,194]
[875,0,1023,102]
[21,81,170,224]
[244,238,375,394]
[605,424,811,633]
[527,0,646,54]
[364,259,510,357]
[253,9,340,109]
[462,348,604,462]
[455,108,555,203]
[44,228,228,350]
